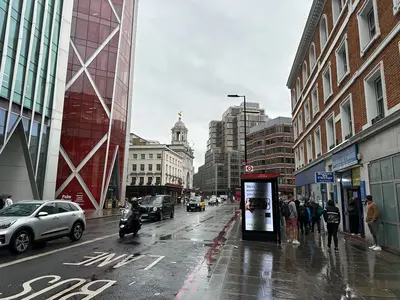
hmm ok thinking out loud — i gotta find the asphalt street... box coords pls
[0,203,238,300]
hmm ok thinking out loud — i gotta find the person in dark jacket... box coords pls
[323,200,341,251]
[309,200,322,233]
[348,198,359,235]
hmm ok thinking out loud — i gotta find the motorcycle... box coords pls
[119,208,142,238]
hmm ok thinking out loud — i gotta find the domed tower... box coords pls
[171,114,188,146]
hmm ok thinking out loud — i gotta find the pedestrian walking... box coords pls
[323,200,340,251]
[281,195,300,245]
[4,195,13,207]
[348,197,359,235]
[310,200,323,233]
[298,204,311,235]
[366,195,381,251]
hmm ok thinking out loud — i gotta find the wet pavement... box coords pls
[0,203,237,300]
[181,216,400,300]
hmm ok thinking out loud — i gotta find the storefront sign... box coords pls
[332,144,358,171]
[243,182,274,232]
[315,172,334,183]
[352,167,361,186]
[360,180,367,202]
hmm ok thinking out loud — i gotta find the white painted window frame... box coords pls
[296,77,301,100]
[311,84,319,117]
[314,125,322,158]
[340,94,355,141]
[309,42,316,69]
[335,33,350,86]
[362,61,388,129]
[332,0,348,24]
[302,61,308,86]
[299,143,305,167]
[322,62,333,102]
[298,110,303,134]
[305,98,311,126]
[319,15,329,51]
[306,135,313,163]
[357,0,381,57]
[293,119,298,140]
[393,0,400,15]
[325,112,336,151]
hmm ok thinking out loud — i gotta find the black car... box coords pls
[140,195,174,221]
[187,196,205,212]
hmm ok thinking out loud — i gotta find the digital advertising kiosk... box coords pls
[241,173,281,243]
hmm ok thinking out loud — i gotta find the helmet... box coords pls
[131,197,138,205]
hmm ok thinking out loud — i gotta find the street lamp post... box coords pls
[227,94,247,164]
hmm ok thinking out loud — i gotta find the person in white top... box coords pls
[4,196,13,207]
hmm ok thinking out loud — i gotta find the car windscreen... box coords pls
[0,203,41,217]
[142,196,163,205]
[189,197,201,202]
[140,196,152,204]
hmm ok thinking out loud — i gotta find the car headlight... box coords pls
[0,220,16,229]
[186,204,190,206]
[153,207,157,212]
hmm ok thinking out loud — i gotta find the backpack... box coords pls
[281,201,291,217]
[299,206,308,219]
[306,207,312,222]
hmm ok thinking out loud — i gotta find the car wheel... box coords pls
[170,209,174,218]
[70,222,84,241]
[10,230,31,254]
[119,230,125,238]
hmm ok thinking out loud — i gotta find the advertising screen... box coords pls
[244,181,274,231]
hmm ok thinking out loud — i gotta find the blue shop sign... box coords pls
[332,144,358,171]
[315,172,334,183]
[360,180,367,202]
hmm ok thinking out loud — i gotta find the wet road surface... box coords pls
[0,204,238,300]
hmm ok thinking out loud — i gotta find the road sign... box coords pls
[245,165,254,172]
[242,162,247,166]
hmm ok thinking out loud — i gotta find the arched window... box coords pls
[309,43,316,68]
[302,62,308,86]
[319,15,328,49]
[296,78,301,99]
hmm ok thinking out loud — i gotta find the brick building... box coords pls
[287,0,400,250]
[247,117,295,195]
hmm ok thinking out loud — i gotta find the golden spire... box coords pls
[178,111,183,117]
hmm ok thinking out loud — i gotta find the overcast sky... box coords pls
[131,0,312,171]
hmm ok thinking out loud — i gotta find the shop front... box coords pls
[295,161,327,207]
[332,144,365,236]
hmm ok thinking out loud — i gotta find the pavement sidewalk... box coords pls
[193,216,400,300]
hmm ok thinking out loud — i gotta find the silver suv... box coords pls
[0,200,86,254]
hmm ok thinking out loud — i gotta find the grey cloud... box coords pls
[131,0,312,169]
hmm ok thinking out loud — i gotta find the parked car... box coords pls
[140,195,174,221]
[0,200,86,254]
[187,196,205,212]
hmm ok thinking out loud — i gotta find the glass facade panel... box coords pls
[22,117,30,140]
[1,0,23,99]
[380,158,393,181]
[7,112,18,133]
[370,184,382,213]
[382,183,396,223]
[0,108,6,146]
[29,121,40,169]
[393,155,400,179]
[369,161,381,183]
[0,0,9,65]
[36,125,49,197]
[384,224,399,249]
